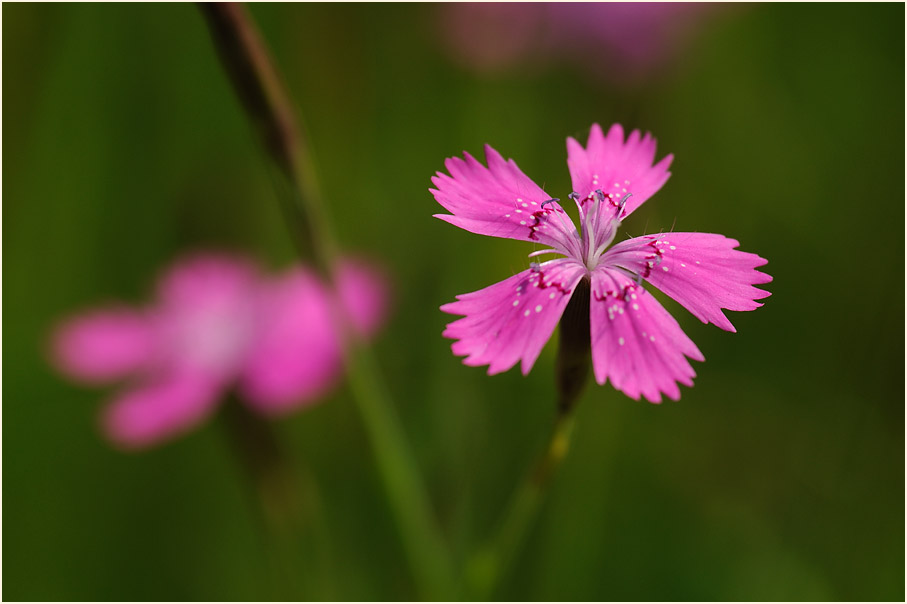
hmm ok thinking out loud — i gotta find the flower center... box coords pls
[573,189,631,270]
[524,190,632,272]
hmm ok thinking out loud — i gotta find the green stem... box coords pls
[345,345,458,599]
[468,278,591,599]
[221,396,334,600]
[467,411,576,600]
[200,4,455,598]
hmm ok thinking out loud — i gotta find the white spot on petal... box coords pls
[535,305,542,313]
[633,303,639,310]
[524,309,531,317]
[520,221,526,225]
[513,300,519,306]
[662,266,669,271]
[618,337,625,346]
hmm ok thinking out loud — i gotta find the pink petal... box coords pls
[431,146,580,256]
[102,370,222,449]
[238,268,343,415]
[50,307,155,383]
[566,123,673,219]
[155,253,260,308]
[590,267,704,403]
[442,258,586,375]
[604,232,772,332]
[154,254,262,380]
[336,258,390,338]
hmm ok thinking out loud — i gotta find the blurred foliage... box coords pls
[3,3,904,601]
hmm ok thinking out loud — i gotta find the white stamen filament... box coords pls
[527,248,560,258]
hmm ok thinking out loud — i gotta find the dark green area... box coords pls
[4,3,904,600]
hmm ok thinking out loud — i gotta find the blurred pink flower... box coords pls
[438,2,724,84]
[51,253,389,449]
[432,123,771,403]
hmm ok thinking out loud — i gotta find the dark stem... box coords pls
[199,3,297,177]
[555,276,592,417]
[198,2,334,275]
[221,396,301,532]
[220,396,334,599]
[468,280,592,597]
[199,5,455,597]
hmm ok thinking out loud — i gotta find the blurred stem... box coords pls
[467,408,577,600]
[345,344,458,598]
[467,279,591,599]
[221,396,334,599]
[199,2,334,275]
[200,4,456,599]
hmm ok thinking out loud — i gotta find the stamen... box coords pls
[568,190,586,221]
[527,248,560,258]
[530,261,542,272]
[616,192,632,220]
[540,198,560,209]
[541,200,583,259]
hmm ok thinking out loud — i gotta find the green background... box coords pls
[4,3,904,601]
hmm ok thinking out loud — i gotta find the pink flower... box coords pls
[51,253,389,448]
[438,3,727,85]
[432,124,771,403]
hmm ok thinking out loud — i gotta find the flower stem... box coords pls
[200,4,456,598]
[467,411,576,600]
[221,396,334,599]
[467,278,591,599]
[199,2,334,275]
[345,345,458,599]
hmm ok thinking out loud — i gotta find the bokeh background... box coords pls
[3,3,904,601]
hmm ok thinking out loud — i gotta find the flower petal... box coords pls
[102,370,222,449]
[154,254,262,380]
[50,307,155,383]
[155,253,260,309]
[590,268,703,403]
[239,268,344,415]
[441,258,586,375]
[431,145,581,257]
[566,123,672,219]
[603,232,772,332]
[336,258,390,338]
